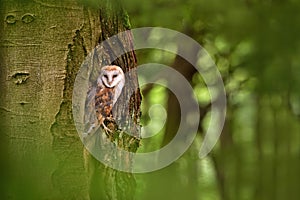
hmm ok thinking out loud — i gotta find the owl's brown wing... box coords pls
[84,85,98,135]
[84,84,116,136]
[95,86,115,123]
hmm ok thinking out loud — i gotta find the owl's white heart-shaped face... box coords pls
[99,65,125,88]
[97,65,125,105]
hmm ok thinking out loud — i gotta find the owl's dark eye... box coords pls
[112,74,118,78]
[103,74,108,79]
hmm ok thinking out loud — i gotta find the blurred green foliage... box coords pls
[125,0,300,199]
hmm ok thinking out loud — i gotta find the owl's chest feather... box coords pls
[95,86,115,117]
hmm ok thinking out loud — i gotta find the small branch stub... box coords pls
[9,72,30,85]
[21,13,35,24]
[5,14,17,24]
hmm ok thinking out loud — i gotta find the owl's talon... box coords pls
[101,123,112,133]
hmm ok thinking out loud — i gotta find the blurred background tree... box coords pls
[124,0,300,199]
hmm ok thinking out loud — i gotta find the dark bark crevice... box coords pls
[82,1,141,200]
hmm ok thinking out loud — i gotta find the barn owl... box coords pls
[84,65,125,137]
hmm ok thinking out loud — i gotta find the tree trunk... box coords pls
[0,1,140,199]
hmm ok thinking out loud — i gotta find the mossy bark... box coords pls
[0,1,140,199]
